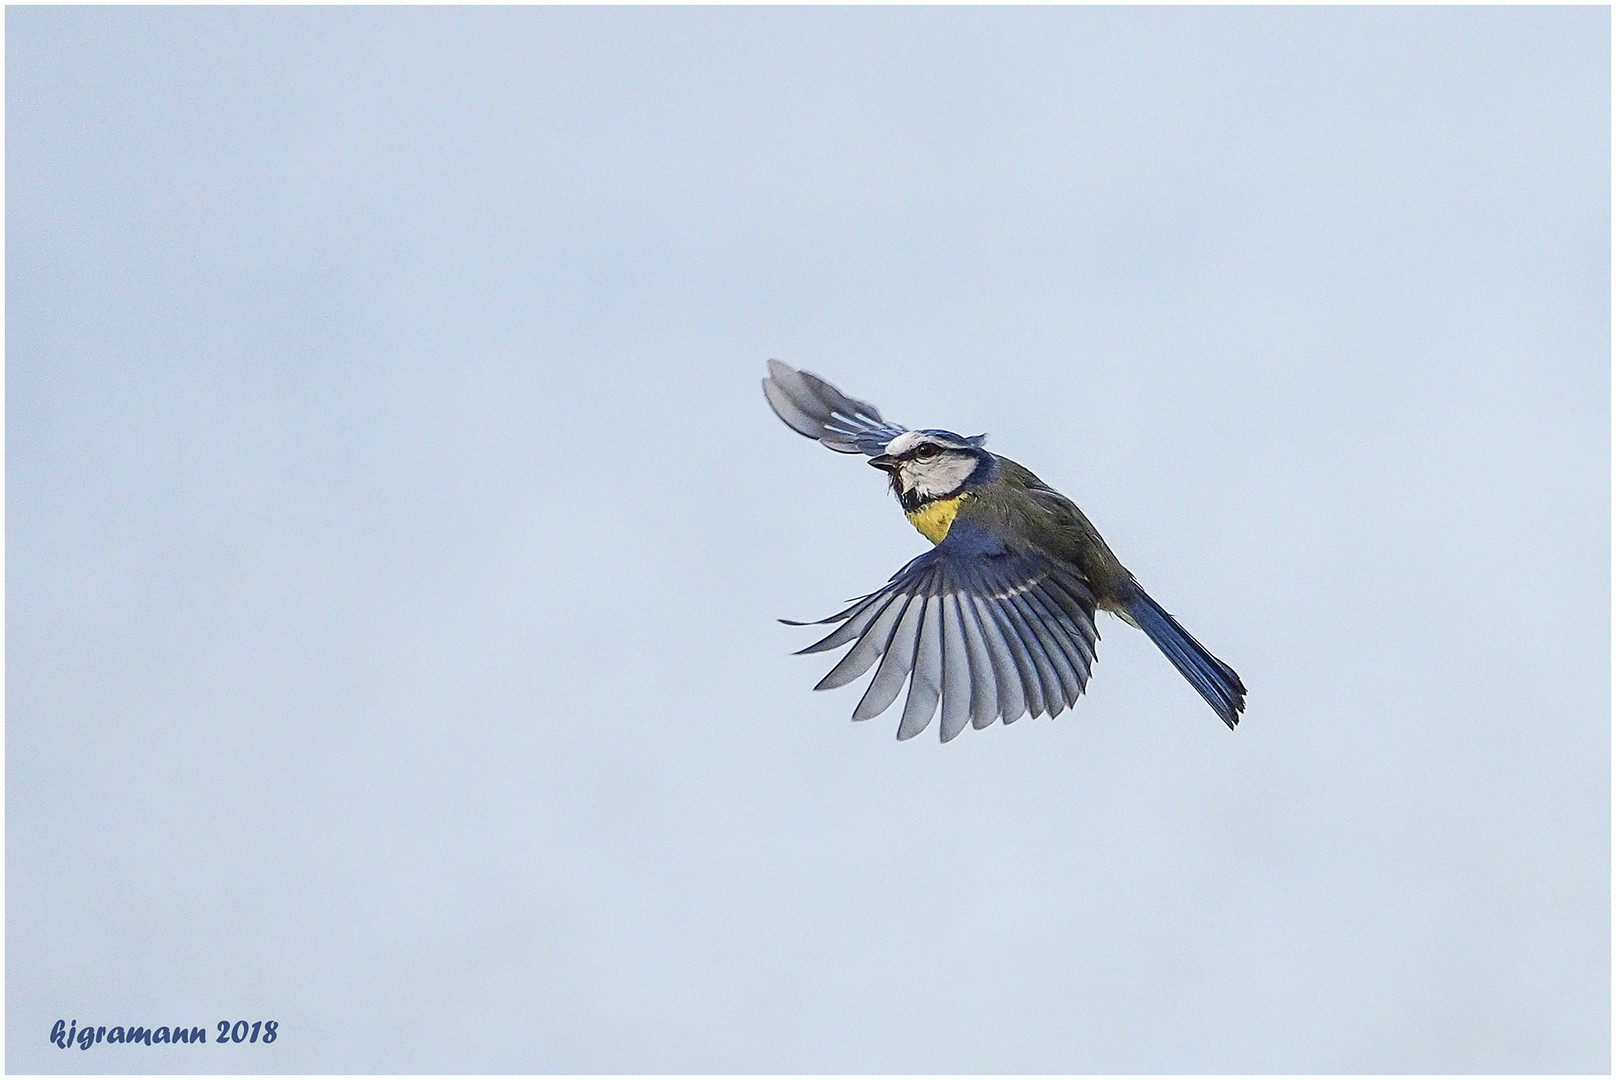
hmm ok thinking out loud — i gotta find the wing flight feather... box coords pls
[763,359,908,456]
[785,521,1100,740]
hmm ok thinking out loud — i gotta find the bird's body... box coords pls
[763,359,1245,741]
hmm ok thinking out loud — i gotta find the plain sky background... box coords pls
[6,5,1609,1073]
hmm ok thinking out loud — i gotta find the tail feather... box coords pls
[1121,589,1246,729]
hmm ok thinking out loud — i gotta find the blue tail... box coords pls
[1121,588,1246,729]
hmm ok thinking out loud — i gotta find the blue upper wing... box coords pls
[762,359,908,456]
[785,521,1101,742]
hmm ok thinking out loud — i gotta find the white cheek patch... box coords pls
[904,453,978,498]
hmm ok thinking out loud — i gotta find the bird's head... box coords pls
[870,429,995,508]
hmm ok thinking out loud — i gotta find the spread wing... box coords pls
[784,521,1100,742]
[762,359,908,455]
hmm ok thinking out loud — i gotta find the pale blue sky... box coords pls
[7,6,1609,1072]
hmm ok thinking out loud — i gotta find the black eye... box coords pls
[914,444,939,459]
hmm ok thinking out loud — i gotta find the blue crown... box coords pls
[914,429,988,448]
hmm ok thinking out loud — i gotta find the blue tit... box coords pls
[763,359,1246,742]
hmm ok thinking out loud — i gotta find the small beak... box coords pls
[869,454,899,472]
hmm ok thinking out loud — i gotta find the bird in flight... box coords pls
[763,359,1246,742]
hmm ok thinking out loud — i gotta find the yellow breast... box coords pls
[905,494,969,544]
